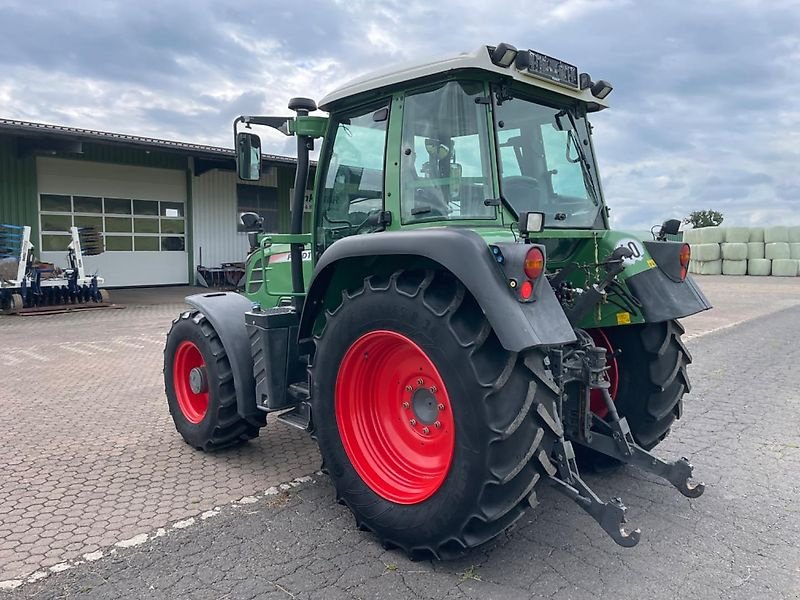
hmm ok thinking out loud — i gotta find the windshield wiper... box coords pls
[559,110,601,207]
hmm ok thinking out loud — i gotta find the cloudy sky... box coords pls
[1,0,798,230]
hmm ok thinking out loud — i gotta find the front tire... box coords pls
[311,270,561,559]
[164,310,265,451]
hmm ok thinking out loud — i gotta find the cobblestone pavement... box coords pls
[1,277,798,596]
[4,302,800,599]
[0,295,320,584]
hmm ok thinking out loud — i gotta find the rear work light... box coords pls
[524,247,545,280]
[679,243,691,280]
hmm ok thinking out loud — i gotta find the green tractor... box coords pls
[164,43,710,558]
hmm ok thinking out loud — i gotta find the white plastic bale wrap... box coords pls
[722,227,750,243]
[788,226,800,243]
[765,242,791,260]
[764,226,789,243]
[747,259,771,276]
[692,243,721,262]
[790,243,800,260]
[771,259,798,277]
[699,227,725,244]
[722,260,747,275]
[720,242,748,260]
[749,227,765,242]
[747,242,765,259]
[698,260,722,275]
[683,228,699,244]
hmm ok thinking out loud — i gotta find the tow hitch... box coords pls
[548,331,705,547]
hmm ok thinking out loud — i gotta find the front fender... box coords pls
[299,229,576,353]
[184,292,260,426]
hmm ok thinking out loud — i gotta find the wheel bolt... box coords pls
[405,385,413,392]
[417,378,424,386]
[410,419,417,426]
[434,421,441,429]
[437,403,445,411]
[422,427,430,434]
[402,402,410,409]
[429,385,437,393]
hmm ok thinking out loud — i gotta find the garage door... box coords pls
[37,157,188,287]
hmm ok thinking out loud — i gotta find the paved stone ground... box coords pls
[1,276,799,598]
[0,291,319,583]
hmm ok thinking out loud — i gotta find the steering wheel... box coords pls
[501,176,542,211]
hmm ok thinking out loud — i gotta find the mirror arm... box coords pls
[238,116,294,136]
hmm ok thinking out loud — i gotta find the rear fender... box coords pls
[298,229,576,353]
[184,292,260,426]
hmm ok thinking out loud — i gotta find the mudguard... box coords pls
[298,228,577,352]
[626,268,712,322]
[184,292,260,426]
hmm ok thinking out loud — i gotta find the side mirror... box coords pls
[656,218,682,241]
[239,211,263,231]
[519,211,545,235]
[236,132,262,181]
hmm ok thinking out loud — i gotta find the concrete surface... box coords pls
[1,276,799,598]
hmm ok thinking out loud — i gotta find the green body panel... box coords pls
[244,242,313,306]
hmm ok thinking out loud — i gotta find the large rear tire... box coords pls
[164,310,265,451]
[311,270,561,559]
[585,320,691,461]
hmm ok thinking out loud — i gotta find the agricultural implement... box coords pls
[164,43,711,557]
[0,224,111,315]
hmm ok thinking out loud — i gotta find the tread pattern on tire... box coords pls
[311,269,561,560]
[616,319,692,449]
[165,310,264,451]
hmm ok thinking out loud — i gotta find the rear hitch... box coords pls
[549,439,641,547]
[586,389,705,499]
[547,330,705,547]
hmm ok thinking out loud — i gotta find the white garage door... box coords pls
[37,157,189,287]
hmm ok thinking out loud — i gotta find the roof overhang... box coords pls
[319,45,610,113]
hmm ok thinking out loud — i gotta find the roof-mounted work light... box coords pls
[490,43,518,68]
[590,80,613,99]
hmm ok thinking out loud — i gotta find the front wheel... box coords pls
[164,311,265,451]
[311,270,562,559]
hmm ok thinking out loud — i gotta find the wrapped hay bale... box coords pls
[683,228,700,244]
[771,258,798,277]
[722,227,750,243]
[747,242,765,259]
[790,243,800,260]
[692,243,721,262]
[699,227,725,244]
[749,227,764,242]
[764,226,789,243]
[788,226,800,243]
[722,260,747,275]
[747,259,771,276]
[720,242,748,260]
[765,242,790,260]
[697,260,722,275]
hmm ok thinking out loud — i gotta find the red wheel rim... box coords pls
[588,329,619,418]
[173,341,209,424]
[335,330,455,504]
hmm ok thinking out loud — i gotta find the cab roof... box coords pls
[318,45,610,112]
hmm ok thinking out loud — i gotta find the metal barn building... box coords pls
[0,118,307,287]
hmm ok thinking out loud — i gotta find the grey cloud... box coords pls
[0,0,798,230]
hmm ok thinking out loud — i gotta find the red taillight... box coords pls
[520,279,534,300]
[524,247,545,280]
[679,243,691,280]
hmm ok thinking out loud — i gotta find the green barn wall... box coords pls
[0,135,39,246]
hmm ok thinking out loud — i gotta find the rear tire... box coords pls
[9,293,24,314]
[580,320,691,469]
[311,270,561,559]
[164,310,265,451]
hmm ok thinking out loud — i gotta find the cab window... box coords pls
[316,105,389,251]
